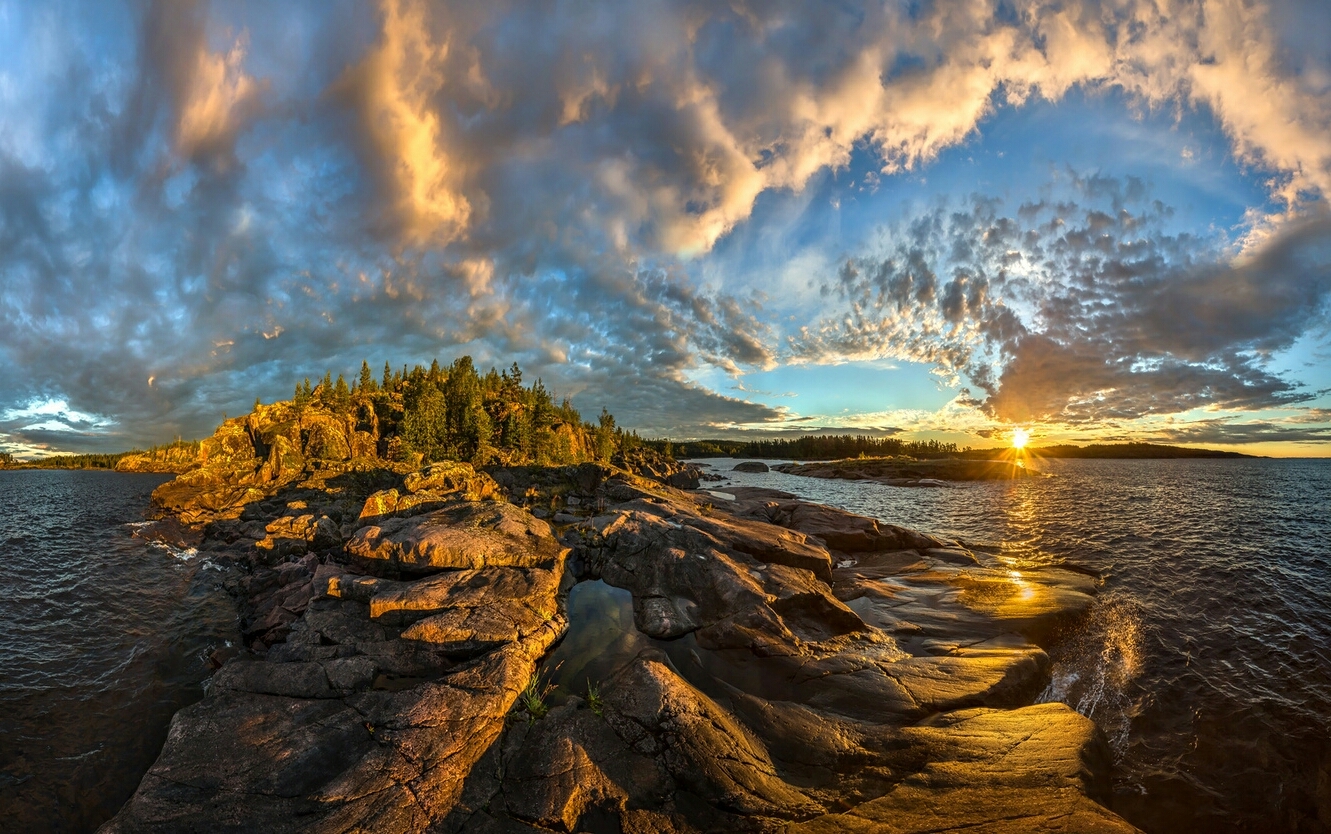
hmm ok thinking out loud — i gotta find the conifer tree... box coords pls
[334,374,351,410]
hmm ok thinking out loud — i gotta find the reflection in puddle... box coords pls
[544,580,652,704]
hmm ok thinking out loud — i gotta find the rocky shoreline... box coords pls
[100,413,1136,833]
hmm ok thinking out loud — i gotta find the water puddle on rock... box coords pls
[544,580,652,705]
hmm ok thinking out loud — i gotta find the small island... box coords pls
[74,356,1137,833]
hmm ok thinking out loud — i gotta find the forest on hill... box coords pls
[279,355,639,467]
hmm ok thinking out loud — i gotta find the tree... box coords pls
[334,374,351,411]
[403,386,448,461]
[594,407,617,461]
[359,361,376,393]
[442,356,493,464]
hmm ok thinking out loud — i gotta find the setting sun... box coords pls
[1012,427,1030,449]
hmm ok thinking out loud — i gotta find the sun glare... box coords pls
[1012,427,1030,449]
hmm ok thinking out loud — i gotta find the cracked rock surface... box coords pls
[102,462,1138,833]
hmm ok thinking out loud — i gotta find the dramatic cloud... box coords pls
[1,0,1330,454]
[792,180,1331,425]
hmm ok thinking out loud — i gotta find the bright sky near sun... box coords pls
[2,0,1330,458]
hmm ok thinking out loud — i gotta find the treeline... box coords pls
[644,435,961,461]
[285,356,642,466]
[0,439,203,470]
[0,451,128,470]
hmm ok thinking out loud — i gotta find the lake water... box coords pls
[697,456,1331,834]
[0,471,237,834]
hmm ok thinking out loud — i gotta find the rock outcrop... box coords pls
[103,456,1138,833]
[613,447,702,489]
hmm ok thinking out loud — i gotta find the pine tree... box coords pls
[334,374,351,410]
[359,361,375,393]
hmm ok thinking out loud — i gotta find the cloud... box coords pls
[791,182,1331,425]
[1149,417,1331,445]
[333,0,473,246]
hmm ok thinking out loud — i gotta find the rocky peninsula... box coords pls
[770,457,1040,487]
[101,400,1137,833]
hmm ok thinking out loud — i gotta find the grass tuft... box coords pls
[519,664,559,721]
[585,679,604,717]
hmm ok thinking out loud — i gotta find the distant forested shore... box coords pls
[0,442,199,471]
[645,436,1255,461]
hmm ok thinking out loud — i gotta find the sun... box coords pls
[1012,427,1030,450]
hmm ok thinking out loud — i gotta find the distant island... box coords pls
[1007,442,1256,459]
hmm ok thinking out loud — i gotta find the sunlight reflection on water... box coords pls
[698,456,1331,833]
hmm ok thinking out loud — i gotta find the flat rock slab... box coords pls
[735,498,946,554]
[347,500,565,573]
[790,704,1140,833]
[842,560,1097,650]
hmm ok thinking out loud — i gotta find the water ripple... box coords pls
[0,471,238,834]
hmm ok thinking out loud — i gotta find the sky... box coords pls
[2,0,1331,458]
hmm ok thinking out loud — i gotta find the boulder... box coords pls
[349,430,378,459]
[733,461,770,473]
[403,461,490,495]
[261,435,304,483]
[576,499,858,644]
[200,420,258,466]
[612,448,701,490]
[254,514,342,557]
[300,412,352,461]
[347,501,565,574]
